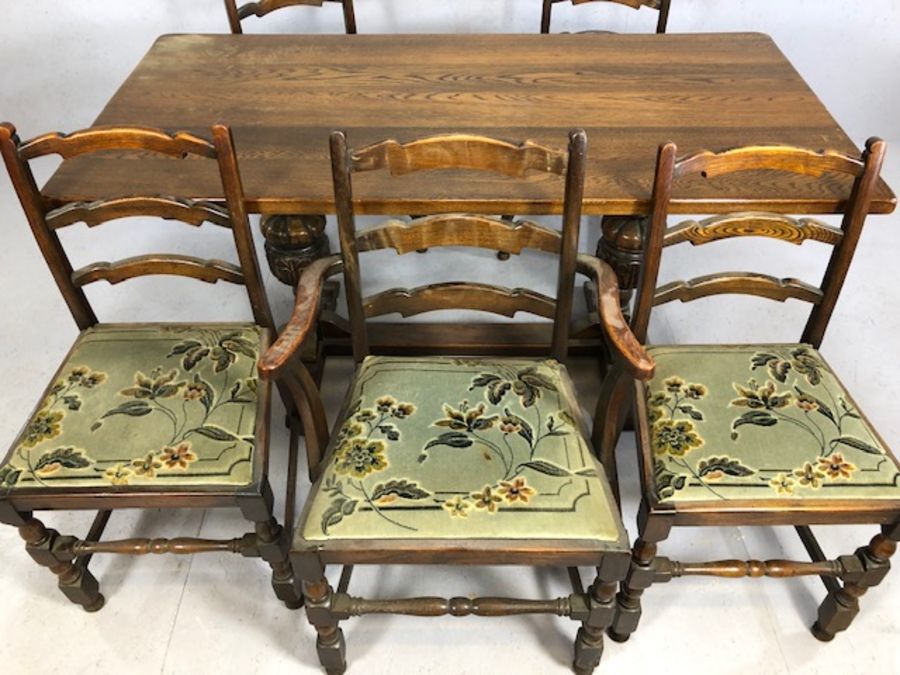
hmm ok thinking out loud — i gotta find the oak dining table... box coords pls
[41,32,896,356]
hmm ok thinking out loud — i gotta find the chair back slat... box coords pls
[330,129,587,363]
[673,145,865,180]
[356,215,562,256]
[542,0,669,34]
[363,282,558,320]
[45,197,231,230]
[654,273,823,307]
[71,255,245,288]
[664,213,844,248]
[225,0,356,34]
[350,135,568,177]
[0,121,276,334]
[631,138,887,348]
[18,127,217,161]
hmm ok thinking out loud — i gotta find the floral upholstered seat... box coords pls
[0,323,266,492]
[300,356,623,543]
[643,344,900,503]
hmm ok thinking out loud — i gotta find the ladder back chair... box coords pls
[0,123,305,611]
[258,130,655,674]
[225,0,357,34]
[541,0,671,34]
[595,138,900,645]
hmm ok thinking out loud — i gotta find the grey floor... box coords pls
[0,153,898,674]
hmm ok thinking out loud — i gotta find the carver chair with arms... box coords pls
[225,0,357,34]
[257,130,655,674]
[594,138,900,645]
[541,0,671,34]
[0,123,305,611]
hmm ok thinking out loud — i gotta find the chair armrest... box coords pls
[258,254,343,378]
[577,254,655,380]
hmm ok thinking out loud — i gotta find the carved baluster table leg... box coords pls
[261,215,331,288]
[596,215,647,321]
[260,214,338,412]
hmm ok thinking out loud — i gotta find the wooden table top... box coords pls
[43,32,895,216]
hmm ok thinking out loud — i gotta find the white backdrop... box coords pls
[0,3,899,674]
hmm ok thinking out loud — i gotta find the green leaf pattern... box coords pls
[647,346,897,502]
[0,327,260,490]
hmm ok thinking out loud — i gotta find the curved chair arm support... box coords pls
[577,254,655,380]
[258,255,343,378]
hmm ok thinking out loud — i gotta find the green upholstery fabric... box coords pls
[644,344,900,503]
[0,324,264,492]
[301,356,623,543]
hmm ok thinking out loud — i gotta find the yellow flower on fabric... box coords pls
[498,477,536,504]
[770,473,794,495]
[104,464,132,486]
[818,453,856,480]
[684,383,707,400]
[132,453,163,478]
[334,439,388,478]
[793,462,825,488]
[471,486,502,513]
[375,396,397,413]
[183,383,206,401]
[391,402,416,419]
[443,496,470,518]
[652,419,703,457]
[663,377,685,393]
[160,442,198,470]
[21,410,64,448]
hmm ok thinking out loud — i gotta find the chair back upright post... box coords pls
[0,123,97,329]
[541,0,670,34]
[225,0,357,34]
[803,138,886,346]
[631,138,887,350]
[329,130,588,364]
[0,123,276,335]
[329,129,368,362]
[211,124,277,334]
[552,130,588,360]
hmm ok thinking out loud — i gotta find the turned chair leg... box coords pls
[240,482,304,608]
[573,557,625,675]
[812,522,899,641]
[294,553,347,675]
[18,514,104,612]
[609,505,671,642]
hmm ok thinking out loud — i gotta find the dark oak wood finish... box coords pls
[595,139,900,647]
[0,123,306,611]
[541,0,671,34]
[42,34,896,217]
[225,0,357,34]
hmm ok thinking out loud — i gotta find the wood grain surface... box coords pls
[42,33,895,215]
